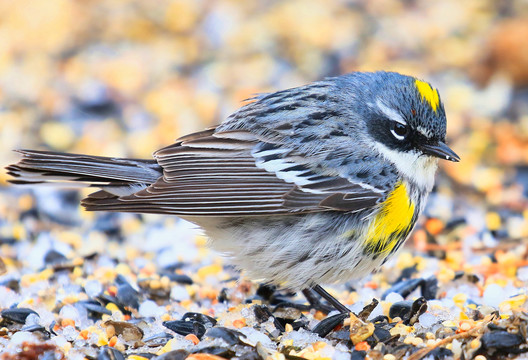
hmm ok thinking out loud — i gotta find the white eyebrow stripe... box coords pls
[376,99,407,125]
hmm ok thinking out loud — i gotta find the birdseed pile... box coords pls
[1,1,528,359]
[1,186,528,359]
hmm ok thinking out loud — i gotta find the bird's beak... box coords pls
[421,142,460,162]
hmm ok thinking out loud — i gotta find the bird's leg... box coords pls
[311,285,350,313]
[301,288,335,314]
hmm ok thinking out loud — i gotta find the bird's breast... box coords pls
[362,181,418,256]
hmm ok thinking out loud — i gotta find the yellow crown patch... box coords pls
[415,79,440,112]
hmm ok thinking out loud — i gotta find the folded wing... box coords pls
[82,128,384,216]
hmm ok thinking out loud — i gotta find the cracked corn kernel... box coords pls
[97,332,108,346]
[197,264,222,278]
[105,324,115,338]
[453,293,467,308]
[106,303,120,313]
[157,339,177,355]
[485,212,501,231]
[73,266,83,277]
[115,263,132,276]
[411,337,424,346]
[61,342,72,353]
[390,323,411,336]
[396,252,415,270]
[185,334,200,345]
[149,279,162,290]
[270,353,286,360]
[437,267,456,282]
[403,336,423,346]
[17,194,33,210]
[442,320,458,328]
[13,224,26,240]
[471,338,481,349]
[426,339,437,346]
[312,342,327,351]
[314,311,326,320]
[354,341,370,351]
[160,276,171,288]
[233,319,246,328]
[425,218,444,235]
[108,336,118,347]
[459,321,472,332]
[499,294,527,310]
[282,338,294,347]
[61,318,75,327]
[114,342,126,352]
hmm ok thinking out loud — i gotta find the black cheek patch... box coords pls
[366,116,413,152]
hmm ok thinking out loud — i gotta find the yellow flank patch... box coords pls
[365,182,415,255]
[415,79,440,112]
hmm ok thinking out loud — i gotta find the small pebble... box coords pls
[384,292,404,304]
[517,266,528,282]
[59,305,81,326]
[170,285,191,301]
[418,312,438,328]
[85,279,103,297]
[138,300,164,317]
[483,284,507,308]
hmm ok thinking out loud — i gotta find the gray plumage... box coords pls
[6,71,459,291]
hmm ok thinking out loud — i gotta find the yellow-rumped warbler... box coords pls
[7,71,459,312]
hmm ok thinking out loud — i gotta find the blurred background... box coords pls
[1,0,528,259]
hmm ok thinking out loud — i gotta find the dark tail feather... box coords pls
[6,149,162,190]
[80,190,154,213]
[80,190,181,214]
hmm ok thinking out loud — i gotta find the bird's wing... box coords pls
[82,128,385,216]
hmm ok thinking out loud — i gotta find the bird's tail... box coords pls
[6,150,162,197]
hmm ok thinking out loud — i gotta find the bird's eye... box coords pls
[390,122,409,141]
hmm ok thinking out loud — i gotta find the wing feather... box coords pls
[82,128,385,215]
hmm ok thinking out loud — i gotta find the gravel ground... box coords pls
[1,1,528,359]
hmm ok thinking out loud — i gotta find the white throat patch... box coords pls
[371,142,438,191]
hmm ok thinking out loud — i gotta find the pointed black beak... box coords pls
[421,141,460,162]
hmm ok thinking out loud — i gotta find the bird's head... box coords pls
[339,71,460,187]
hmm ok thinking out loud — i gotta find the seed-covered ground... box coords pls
[1,1,528,359]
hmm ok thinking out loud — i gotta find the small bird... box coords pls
[7,71,459,312]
